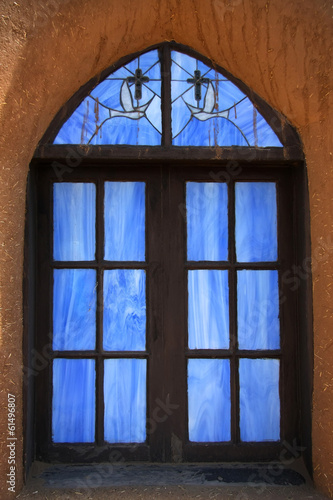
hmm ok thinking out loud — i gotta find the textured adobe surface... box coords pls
[0,0,332,498]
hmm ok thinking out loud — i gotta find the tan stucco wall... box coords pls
[0,0,332,497]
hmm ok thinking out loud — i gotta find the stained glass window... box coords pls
[52,48,282,148]
[171,51,282,147]
[54,50,162,146]
[35,44,300,465]
[37,162,297,462]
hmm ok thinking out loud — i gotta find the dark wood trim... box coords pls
[95,178,104,446]
[185,263,281,271]
[186,350,282,358]
[51,351,149,358]
[147,167,165,461]
[228,178,238,443]
[35,169,54,459]
[162,168,187,461]
[23,172,36,479]
[160,45,172,147]
[34,144,303,163]
[277,170,299,444]
[184,442,284,462]
[52,261,148,269]
[293,165,314,475]
[45,444,150,463]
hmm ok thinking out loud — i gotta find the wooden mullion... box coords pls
[162,166,187,461]
[52,351,97,358]
[52,261,98,268]
[52,262,149,269]
[147,167,166,461]
[96,178,104,445]
[51,351,150,358]
[160,45,172,147]
[228,178,239,444]
[100,261,148,269]
[186,350,232,358]
[236,351,282,358]
[185,262,280,270]
[185,261,229,269]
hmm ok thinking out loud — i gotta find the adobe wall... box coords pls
[0,0,332,497]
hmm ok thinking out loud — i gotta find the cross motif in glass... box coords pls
[127,69,150,100]
[187,70,210,103]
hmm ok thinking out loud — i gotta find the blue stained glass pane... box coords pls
[106,65,132,79]
[145,96,162,133]
[188,359,231,442]
[103,270,146,351]
[171,51,282,147]
[53,183,96,261]
[197,60,221,81]
[173,116,249,147]
[136,49,160,79]
[172,51,196,80]
[55,98,161,145]
[237,270,280,350]
[54,49,161,146]
[52,359,95,443]
[171,95,192,139]
[104,182,145,261]
[188,270,229,349]
[104,359,146,443]
[53,269,96,350]
[91,80,122,109]
[226,97,282,147]
[91,115,161,146]
[124,51,160,78]
[235,182,277,262]
[215,80,245,108]
[187,182,228,261]
[239,359,280,442]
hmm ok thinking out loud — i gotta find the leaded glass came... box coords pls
[53,48,282,148]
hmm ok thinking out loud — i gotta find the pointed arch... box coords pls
[37,43,303,159]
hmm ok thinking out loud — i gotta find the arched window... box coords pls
[28,44,310,467]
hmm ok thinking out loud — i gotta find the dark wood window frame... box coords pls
[24,43,313,477]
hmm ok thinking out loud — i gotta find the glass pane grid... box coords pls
[51,172,283,450]
[52,178,148,446]
[186,178,281,445]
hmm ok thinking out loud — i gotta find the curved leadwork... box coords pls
[53,46,282,147]
[54,50,162,146]
[171,51,282,147]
